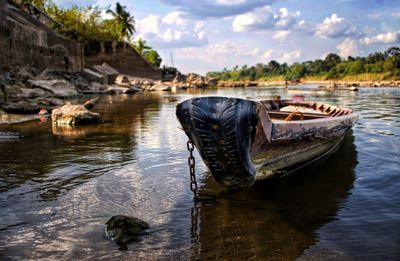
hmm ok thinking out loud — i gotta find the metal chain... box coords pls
[187,140,198,199]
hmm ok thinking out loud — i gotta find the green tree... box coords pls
[134,37,151,55]
[106,2,136,41]
[286,63,306,80]
[324,53,341,70]
[133,38,162,68]
[346,60,365,75]
[143,50,162,68]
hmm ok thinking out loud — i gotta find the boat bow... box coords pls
[176,97,261,188]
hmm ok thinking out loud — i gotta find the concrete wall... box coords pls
[85,41,162,80]
[0,0,83,73]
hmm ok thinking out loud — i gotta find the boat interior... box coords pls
[260,99,353,121]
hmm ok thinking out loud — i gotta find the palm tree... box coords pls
[135,37,151,55]
[106,2,135,41]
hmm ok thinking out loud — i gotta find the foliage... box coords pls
[133,38,162,68]
[207,47,400,81]
[45,3,120,43]
[106,2,136,41]
[143,50,162,68]
[11,0,162,67]
[13,0,47,9]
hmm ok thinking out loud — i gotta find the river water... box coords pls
[0,86,399,260]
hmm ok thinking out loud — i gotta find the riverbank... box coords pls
[216,79,400,87]
[2,65,400,126]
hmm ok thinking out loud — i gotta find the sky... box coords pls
[54,0,400,74]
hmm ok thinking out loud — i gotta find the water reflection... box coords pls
[192,132,357,260]
[0,94,162,200]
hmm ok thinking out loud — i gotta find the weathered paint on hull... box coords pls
[254,137,342,180]
[176,96,358,188]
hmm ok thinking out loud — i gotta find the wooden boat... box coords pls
[176,96,358,188]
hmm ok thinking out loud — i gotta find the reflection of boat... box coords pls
[191,132,357,260]
[176,96,358,188]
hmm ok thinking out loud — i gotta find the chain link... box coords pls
[187,140,198,199]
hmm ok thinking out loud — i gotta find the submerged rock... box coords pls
[105,215,149,250]
[51,103,101,126]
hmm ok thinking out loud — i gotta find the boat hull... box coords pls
[176,96,358,188]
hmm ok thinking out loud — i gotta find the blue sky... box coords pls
[54,0,400,74]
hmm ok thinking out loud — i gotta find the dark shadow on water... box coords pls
[190,132,357,260]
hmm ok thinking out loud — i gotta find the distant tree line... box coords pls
[12,0,162,68]
[207,47,400,81]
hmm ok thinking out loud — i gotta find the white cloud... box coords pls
[215,0,247,5]
[136,12,207,49]
[162,11,188,26]
[263,49,274,59]
[206,41,261,57]
[160,0,277,18]
[391,11,400,18]
[274,8,300,28]
[315,13,358,39]
[272,30,290,41]
[232,6,301,32]
[194,21,205,32]
[369,10,400,19]
[281,49,302,62]
[337,38,359,57]
[361,31,400,45]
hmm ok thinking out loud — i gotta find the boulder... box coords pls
[15,67,35,83]
[47,98,66,107]
[27,79,78,98]
[82,68,103,83]
[82,97,99,110]
[3,83,25,99]
[105,215,149,250]
[51,103,101,126]
[125,86,142,94]
[72,76,90,91]
[206,78,218,86]
[115,75,130,86]
[2,100,41,114]
[186,73,206,87]
[16,87,48,99]
[148,81,172,91]
[91,63,119,84]
[106,85,130,94]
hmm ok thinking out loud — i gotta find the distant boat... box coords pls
[176,96,358,188]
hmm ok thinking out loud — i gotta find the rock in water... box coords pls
[105,215,149,250]
[51,103,101,126]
